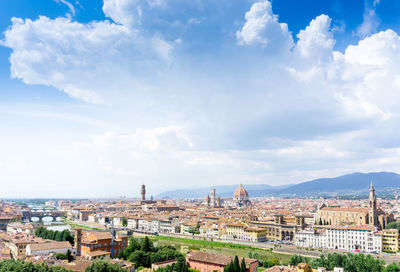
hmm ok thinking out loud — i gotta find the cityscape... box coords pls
[1,0,400,272]
[2,181,400,272]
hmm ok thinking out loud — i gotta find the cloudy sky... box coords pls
[1,0,400,198]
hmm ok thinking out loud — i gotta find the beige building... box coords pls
[317,207,368,226]
[252,215,305,241]
[382,229,399,252]
[317,183,394,229]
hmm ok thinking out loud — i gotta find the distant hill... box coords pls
[279,171,400,195]
[156,172,400,199]
[155,184,292,199]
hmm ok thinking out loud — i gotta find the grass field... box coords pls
[63,218,103,230]
[133,234,293,265]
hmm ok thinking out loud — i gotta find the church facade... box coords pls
[317,182,394,229]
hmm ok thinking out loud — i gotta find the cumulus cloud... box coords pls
[2,0,174,103]
[294,15,335,63]
[236,0,293,50]
[2,0,400,195]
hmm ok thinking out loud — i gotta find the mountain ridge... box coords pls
[156,171,400,199]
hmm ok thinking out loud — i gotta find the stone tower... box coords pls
[75,228,82,257]
[368,181,377,226]
[210,188,216,207]
[141,184,146,201]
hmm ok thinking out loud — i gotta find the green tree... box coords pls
[0,259,71,272]
[175,256,188,272]
[85,260,126,272]
[386,222,400,231]
[66,249,73,263]
[385,262,400,272]
[141,236,154,252]
[289,255,304,266]
[240,258,246,272]
[270,258,280,266]
[233,256,240,272]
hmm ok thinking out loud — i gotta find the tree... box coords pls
[385,262,400,272]
[35,227,74,245]
[0,259,71,271]
[85,260,126,272]
[290,255,304,266]
[270,258,280,266]
[141,236,154,252]
[233,256,240,272]
[175,256,188,272]
[55,231,63,241]
[66,249,73,263]
[386,222,400,232]
[240,258,247,272]
[122,218,128,227]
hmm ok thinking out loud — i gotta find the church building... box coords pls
[317,182,394,229]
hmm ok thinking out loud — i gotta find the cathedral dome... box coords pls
[233,184,248,198]
[204,195,210,202]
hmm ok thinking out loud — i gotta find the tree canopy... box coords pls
[35,227,74,245]
[85,260,126,272]
[119,236,184,268]
[0,259,71,272]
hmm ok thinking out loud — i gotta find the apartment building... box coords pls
[295,229,326,248]
[381,229,399,252]
[296,225,382,253]
[80,231,128,258]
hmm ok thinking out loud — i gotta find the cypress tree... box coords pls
[233,256,240,272]
[240,258,247,272]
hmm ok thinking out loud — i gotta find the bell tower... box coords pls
[368,181,377,226]
[141,184,146,201]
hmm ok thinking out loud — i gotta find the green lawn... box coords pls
[134,235,292,265]
[63,218,103,231]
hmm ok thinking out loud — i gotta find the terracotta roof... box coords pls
[59,260,93,272]
[86,250,110,257]
[187,251,257,267]
[320,207,368,213]
[233,184,249,198]
[82,231,112,242]
[29,241,72,252]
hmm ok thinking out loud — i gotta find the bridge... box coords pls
[22,210,67,221]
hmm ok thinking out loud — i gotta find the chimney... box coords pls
[75,228,82,257]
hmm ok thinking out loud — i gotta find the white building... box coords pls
[137,218,160,233]
[296,225,382,253]
[6,223,34,235]
[295,229,326,248]
[326,225,381,253]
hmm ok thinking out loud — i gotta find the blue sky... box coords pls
[1,0,400,198]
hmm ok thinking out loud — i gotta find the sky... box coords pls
[1,0,400,198]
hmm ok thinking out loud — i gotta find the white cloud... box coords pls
[2,1,174,103]
[294,15,335,62]
[357,0,380,37]
[2,0,400,196]
[236,0,293,50]
[54,0,76,17]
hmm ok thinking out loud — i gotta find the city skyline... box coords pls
[1,0,400,197]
